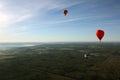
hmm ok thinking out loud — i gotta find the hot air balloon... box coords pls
[96,30,104,41]
[63,10,68,16]
[96,29,105,47]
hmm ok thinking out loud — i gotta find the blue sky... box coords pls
[0,0,120,42]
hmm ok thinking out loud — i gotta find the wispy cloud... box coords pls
[34,15,108,25]
[19,26,29,31]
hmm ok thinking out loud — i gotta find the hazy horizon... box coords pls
[0,41,120,43]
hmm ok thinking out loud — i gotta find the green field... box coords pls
[0,43,120,80]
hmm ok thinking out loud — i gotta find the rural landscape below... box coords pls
[0,42,120,80]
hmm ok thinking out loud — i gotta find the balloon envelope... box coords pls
[63,10,68,16]
[96,30,104,41]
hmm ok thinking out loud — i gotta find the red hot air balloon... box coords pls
[63,10,68,16]
[96,29,105,48]
[96,30,104,41]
